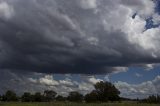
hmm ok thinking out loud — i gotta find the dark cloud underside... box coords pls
[0,0,160,74]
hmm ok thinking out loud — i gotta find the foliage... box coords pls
[43,90,57,102]
[33,92,44,102]
[141,95,160,104]
[56,95,66,101]
[67,91,83,102]
[85,81,120,102]
[84,90,98,103]
[21,92,33,102]
[2,90,18,101]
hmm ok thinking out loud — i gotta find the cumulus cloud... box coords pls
[115,75,160,99]
[59,78,74,86]
[81,75,103,84]
[38,75,59,86]
[0,70,104,96]
[153,13,160,25]
[0,0,159,75]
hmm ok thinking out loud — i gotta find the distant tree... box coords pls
[2,90,18,101]
[21,92,33,102]
[84,90,98,103]
[149,95,156,103]
[33,92,43,102]
[56,95,66,101]
[157,95,160,104]
[0,95,2,101]
[139,95,160,104]
[144,95,160,104]
[43,90,57,102]
[67,91,83,102]
[94,81,120,102]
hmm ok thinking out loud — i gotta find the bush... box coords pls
[21,92,33,102]
[56,95,66,101]
[85,90,98,103]
[67,91,83,102]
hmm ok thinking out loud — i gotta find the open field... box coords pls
[0,102,159,106]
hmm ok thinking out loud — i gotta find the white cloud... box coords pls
[124,15,160,56]
[59,78,74,86]
[153,13,160,25]
[87,77,102,84]
[0,1,14,19]
[22,74,105,96]
[115,75,160,99]
[144,64,155,71]
[120,0,155,17]
[78,82,94,91]
[39,75,59,86]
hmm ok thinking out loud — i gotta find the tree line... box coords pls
[0,81,159,103]
[0,81,121,103]
[140,95,160,104]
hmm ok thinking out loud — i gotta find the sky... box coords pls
[0,0,160,99]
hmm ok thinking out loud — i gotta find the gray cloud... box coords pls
[0,0,159,74]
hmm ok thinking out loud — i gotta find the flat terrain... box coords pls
[0,102,159,106]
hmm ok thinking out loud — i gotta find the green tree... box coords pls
[33,92,43,102]
[94,81,120,102]
[157,95,160,104]
[2,90,18,101]
[143,95,160,104]
[67,91,83,102]
[0,95,2,101]
[84,90,98,103]
[21,92,33,102]
[56,95,66,101]
[43,90,57,102]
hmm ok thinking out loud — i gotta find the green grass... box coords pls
[0,102,159,106]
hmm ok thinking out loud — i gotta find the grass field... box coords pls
[0,102,159,106]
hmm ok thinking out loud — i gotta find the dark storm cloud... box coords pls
[0,0,159,74]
